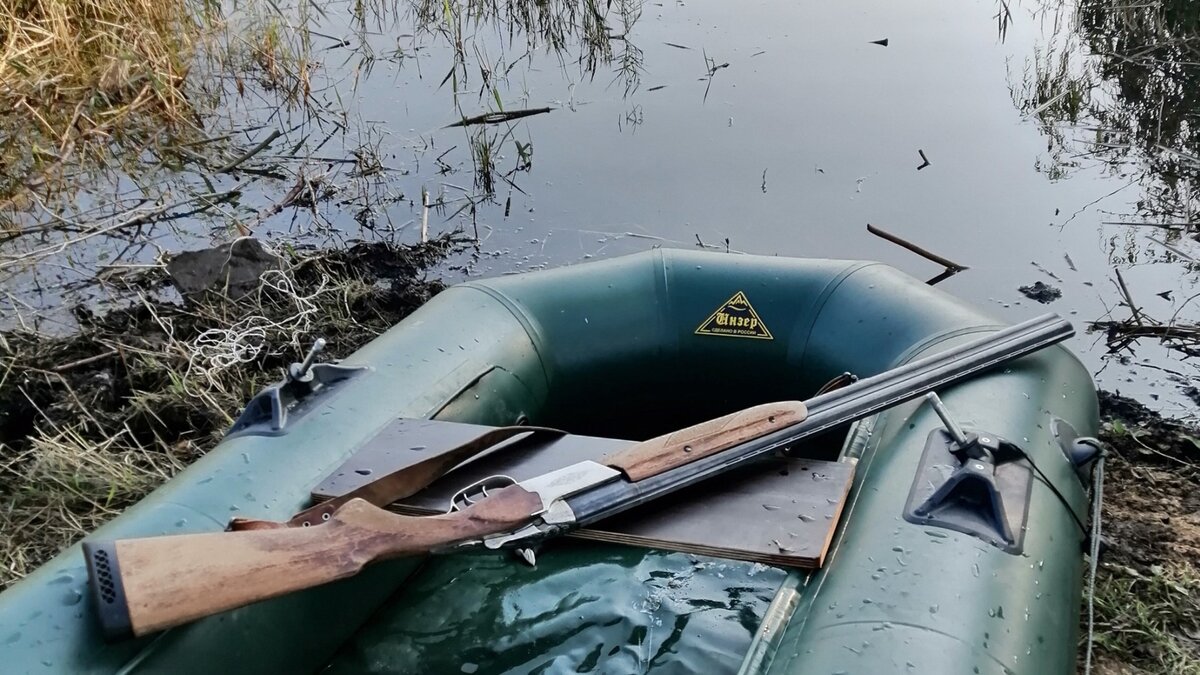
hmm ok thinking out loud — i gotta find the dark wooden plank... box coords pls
[313,419,855,569]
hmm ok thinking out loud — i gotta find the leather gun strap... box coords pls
[229,425,566,531]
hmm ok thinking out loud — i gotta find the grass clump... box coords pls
[1091,563,1200,674]
[0,0,203,213]
[0,232,466,588]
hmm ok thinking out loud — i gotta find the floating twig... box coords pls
[701,50,730,103]
[445,108,553,128]
[1031,260,1062,282]
[866,224,968,284]
[421,188,430,243]
[216,130,282,174]
[1146,236,1198,262]
[1100,221,1187,230]
[1114,268,1144,325]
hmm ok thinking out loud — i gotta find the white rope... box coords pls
[182,266,331,393]
[1083,454,1105,675]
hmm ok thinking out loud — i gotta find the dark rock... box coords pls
[167,239,282,301]
[1017,280,1062,304]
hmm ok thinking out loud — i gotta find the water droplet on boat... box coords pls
[972,563,980,577]
[175,519,187,528]
[461,663,479,674]
[411,445,426,451]
[229,505,239,512]
[929,604,938,614]
[49,575,72,585]
[5,632,20,645]
[799,514,815,522]
[924,530,948,538]
[59,590,82,606]
[241,453,250,464]
[355,469,372,476]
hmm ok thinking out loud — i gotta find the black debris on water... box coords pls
[1018,281,1063,304]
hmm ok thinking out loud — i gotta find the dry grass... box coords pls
[0,0,202,212]
[0,0,318,230]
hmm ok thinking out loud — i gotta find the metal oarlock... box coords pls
[289,337,327,383]
[924,392,969,448]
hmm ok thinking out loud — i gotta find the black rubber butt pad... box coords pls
[82,540,134,641]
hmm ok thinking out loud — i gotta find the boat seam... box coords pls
[793,262,883,377]
[456,283,554,396]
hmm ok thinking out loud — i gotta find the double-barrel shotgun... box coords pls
[83,313,1074,639]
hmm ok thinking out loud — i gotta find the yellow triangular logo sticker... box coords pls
[694,291,773,340]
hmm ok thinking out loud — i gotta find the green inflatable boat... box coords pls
[0,250,1099,674]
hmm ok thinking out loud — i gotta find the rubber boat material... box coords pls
[0,249,1099,674]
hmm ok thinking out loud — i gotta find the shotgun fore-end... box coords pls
[82,540,134,641]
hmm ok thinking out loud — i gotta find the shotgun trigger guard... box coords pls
[449,475,518,512]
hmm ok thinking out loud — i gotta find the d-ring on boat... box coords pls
[0,249,1099,674]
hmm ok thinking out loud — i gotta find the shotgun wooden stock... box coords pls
[84,401,805,640]
[82,486,543,640]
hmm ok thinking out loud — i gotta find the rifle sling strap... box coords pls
[228,425,566,531]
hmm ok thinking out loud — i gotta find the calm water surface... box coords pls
[5,0,1197,412]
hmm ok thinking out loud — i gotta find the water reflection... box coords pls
[1009,0,1200,374]
[1016,0,1200,228]
[5,0,1200,406]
